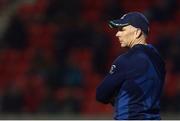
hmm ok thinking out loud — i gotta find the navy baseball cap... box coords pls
[109,12,149,35]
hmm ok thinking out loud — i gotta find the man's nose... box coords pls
[116,32,119,37]
[116,32,120,37]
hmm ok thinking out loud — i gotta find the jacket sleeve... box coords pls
[96,58,126,104]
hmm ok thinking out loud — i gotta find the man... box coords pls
[96,12,166,120]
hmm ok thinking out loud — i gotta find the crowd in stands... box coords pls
[0,0,180,115]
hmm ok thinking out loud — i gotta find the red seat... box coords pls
[33,0,48,14]
[23,75,46,112]
[27,23,57,51]
[121,0,152,12]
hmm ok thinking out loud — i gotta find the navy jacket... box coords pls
[96,44,166,120]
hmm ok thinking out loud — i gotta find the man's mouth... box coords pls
[119,39,122,41]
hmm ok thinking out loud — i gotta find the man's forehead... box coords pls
[118,25,133,30]
[117,25,138,33]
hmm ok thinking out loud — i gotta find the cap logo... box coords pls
[121,14,127,19]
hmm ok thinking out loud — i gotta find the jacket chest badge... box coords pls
[109,65,116,74]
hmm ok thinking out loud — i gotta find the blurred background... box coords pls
[0,0,180,119]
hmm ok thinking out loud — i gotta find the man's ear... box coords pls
[135,28,142,39]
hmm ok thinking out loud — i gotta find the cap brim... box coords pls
[108,19,129,29]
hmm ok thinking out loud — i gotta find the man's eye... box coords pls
[118,27,122,31]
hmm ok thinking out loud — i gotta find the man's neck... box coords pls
[130,36,147,48]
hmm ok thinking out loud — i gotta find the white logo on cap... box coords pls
[109,65,116,74]
[121,14,127,19]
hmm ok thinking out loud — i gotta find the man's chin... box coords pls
[120,44,126,48]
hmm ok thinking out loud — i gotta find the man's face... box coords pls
[115,25,136,48]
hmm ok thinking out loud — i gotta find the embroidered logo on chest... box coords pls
[109,65,116,74]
